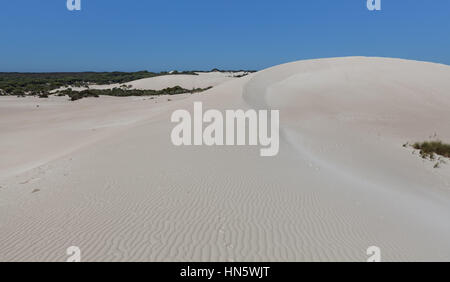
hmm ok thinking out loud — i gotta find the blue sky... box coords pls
[0,0,449,72]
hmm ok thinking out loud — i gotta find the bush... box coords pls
[65,86,212,101]
[412,141,450,159]
[0,71,199,97]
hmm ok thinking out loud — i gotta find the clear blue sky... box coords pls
[1,0,449,72]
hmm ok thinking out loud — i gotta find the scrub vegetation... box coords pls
[412,141,450,159]
[59,86,212,101]
[0,71,198,96]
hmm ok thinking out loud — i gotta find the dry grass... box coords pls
[412,141,450,159]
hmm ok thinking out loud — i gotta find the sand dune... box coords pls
[0,57,450,261]
[56,71,245,92]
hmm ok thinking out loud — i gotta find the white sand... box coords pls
[54,71,245,92]
[0,57,449,261]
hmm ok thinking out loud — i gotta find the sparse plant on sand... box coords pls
[412,141,450,160]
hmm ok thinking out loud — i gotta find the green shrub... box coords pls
[412,141,450,159]
[65,86,211,101]
[0,71,199,97]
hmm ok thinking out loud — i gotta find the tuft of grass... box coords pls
[412,141,450,160]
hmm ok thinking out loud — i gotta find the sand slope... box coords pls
[0,57,449,261]
[55,71,244,92]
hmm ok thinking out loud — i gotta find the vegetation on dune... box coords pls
[58,86,212,101]
[207,68,257,73]
[232,73,250,78]
[0,71,198,96]
[0,69,252,98]
[412,141,450,159]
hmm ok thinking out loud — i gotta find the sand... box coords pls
[0,57,449,261]
[53,71,246,92]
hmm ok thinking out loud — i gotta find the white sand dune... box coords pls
[0,57,450,261]
[56,71,244,92]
